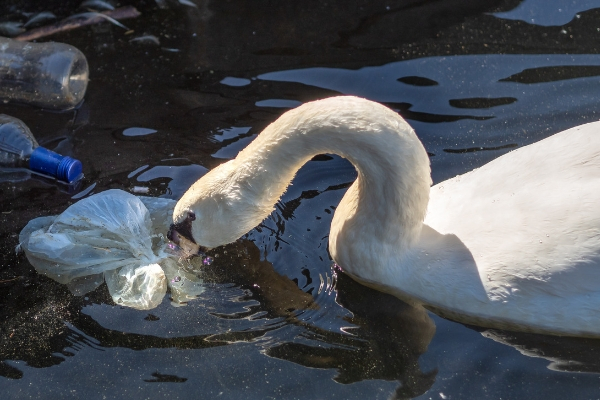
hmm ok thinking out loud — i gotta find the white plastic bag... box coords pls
[105,263,166,309]
[18,189,190,310]
[161,257,206,306]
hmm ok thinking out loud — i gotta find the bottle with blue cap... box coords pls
[0,114,82,183]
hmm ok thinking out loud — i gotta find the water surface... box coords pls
[2,0,600,398]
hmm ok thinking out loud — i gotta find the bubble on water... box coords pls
[203,256,214,266]
[166,242,184,257]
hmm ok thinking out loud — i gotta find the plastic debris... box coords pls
[19,189,205,310]
[0,38,89,110]
[23,12,57,28]
[0,114,83,183]
[14,6,141,42]
[80,0,115,11]
[131,186,150,194]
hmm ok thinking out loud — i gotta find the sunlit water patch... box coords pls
[492,0,600,26]
[258,54,600,182]
[122,127,157,137]
[210,127,256,159]
[131,162,207,198]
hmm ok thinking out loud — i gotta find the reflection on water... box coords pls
[255,99,304,108]
[134,163,207,198]
[258,53,600,128]
[259,54,600,182]
[211,127,256,159]
[122,127,158,137]
[493,0,600,26]
[482,329,600,373]
[266,270,437,399]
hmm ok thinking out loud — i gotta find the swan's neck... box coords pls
[175,97,432,271]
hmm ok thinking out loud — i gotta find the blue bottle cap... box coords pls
[29,147,83,183]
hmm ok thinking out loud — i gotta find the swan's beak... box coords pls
[167,211,207,258]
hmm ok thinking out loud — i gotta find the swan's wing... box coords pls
[425,120,600,301]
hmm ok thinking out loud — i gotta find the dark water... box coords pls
[3,0,600,398]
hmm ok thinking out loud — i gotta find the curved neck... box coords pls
[175,97,431,254]
[236,98,431,257]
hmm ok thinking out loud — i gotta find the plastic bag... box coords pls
[162,257,207,306]
[19,189,203,310]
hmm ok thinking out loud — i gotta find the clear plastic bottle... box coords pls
[0,114,82,182]
[0,37,89,110]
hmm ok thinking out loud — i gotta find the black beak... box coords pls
[167,211,207,257]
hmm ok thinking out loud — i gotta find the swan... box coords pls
[169,96,600,337]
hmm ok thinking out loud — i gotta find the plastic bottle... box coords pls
[0,114,82,182]
[0,37,89,110]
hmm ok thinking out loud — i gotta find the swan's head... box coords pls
[167,209,206,257]
[169,159,276,256]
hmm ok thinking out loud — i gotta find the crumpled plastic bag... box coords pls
[19,189,204,310]
[162,257,207,306]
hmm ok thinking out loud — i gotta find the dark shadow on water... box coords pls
[385,101,494,123]
[499,65,600,84]
[480,329,600,373]
[449,97,518,109]
[397,76,439,86]
[443,143,518,153]
[144,372,188,383]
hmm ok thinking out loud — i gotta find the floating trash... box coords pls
[0,114,83,183]
[0,37,89,110]
[19,189,205,310]
[131,186,150,194]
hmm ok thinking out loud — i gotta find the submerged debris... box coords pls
[131,186,150,194]
[65,11,129,30]
[0,21,25,37]
[80,0,116,12]
[14,6,140,42]
[23,12,57,28]
[178,0,198,8]
[129,35,160,45]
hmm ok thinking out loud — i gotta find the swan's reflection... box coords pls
[265,270,437,399]
[197,240,317,319]
[200,241,438,397]
[481,329,600,373]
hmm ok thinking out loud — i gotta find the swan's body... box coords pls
[173,96,600,337]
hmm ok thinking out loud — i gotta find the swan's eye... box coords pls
[188,211,196,221]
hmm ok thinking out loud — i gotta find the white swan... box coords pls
[170,96,600,337]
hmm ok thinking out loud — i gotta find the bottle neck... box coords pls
[0,151,30,168]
